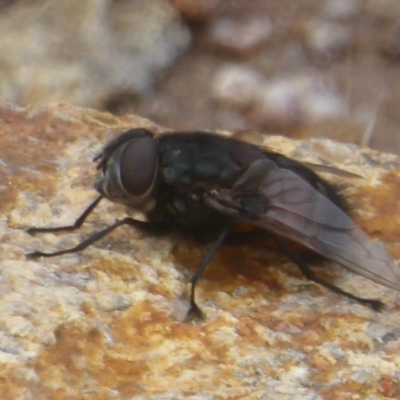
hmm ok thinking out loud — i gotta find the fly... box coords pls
[26,128,400,318]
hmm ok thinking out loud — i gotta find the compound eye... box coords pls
[120,135,158,196]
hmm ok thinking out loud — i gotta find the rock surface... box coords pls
[1,103,400,399]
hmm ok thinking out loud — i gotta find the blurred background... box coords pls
[1,0,400,153]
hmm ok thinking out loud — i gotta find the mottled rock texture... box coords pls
[1,104,400,399]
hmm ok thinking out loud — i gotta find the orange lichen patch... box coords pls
[84,258,139,282]
[31,320,150,398]
[360,171,400,245]
[23,302,232,396]
[0,107,87,214]
[379,373,400,398]
[25,302,185,397]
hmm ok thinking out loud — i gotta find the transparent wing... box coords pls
[232,130,362,178]
[301,162,362,179]
[205,159,400,291]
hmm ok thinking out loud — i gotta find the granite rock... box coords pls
[1,103,400,399]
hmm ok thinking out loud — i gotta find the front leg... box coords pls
[27,195,103,235]
[27,218,168,259]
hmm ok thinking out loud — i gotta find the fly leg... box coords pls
[273,236,384,311]
[27,217,167,259]
[186,227,231,320]
[27,195,169,258]
[27,195,103,235]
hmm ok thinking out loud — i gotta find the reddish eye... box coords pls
[120,135,158,196]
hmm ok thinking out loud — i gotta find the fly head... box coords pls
[94,128,159,210]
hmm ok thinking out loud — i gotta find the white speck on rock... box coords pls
[3,316,36,338]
